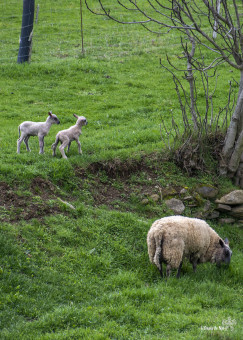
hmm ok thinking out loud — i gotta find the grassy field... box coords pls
[0,1,242,339]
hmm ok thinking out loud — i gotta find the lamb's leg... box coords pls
[76,138,82,154]
[59,138,69,159]
[52,137,59,156]
[17,134,25,153]
[52,143,57,156]
[24,136,31,152]
[67,141,71,153]
[38,136,45,154]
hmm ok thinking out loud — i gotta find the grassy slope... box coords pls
[0,1,242,339]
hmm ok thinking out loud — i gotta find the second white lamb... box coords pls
[52,114,87,159]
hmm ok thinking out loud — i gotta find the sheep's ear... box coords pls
[219,239,224,247]
[73,114,79,119]
[224,238,229,245]
[48,111,52,116]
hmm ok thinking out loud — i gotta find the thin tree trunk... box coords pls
[222,71,243,158]
[186,33,198,130]
[221,69,243,182]
[228,130,243,174]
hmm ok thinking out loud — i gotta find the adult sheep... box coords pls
[147,216,232,278]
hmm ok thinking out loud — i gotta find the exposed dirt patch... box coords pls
[0,152,210,222]
[76,155,183,212]
[0,180,62,223]
[30,177,56,198]
[77,153,167,179]
[87,158,144,179]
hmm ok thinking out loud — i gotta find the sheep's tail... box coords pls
[147,231,157,264]
[18,126,20,138]
[147,229,164,275]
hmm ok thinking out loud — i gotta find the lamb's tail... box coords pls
[51,135,60,149]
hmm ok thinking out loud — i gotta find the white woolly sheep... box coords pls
[52,114,87,159]
[17,111,60,154]
[147,216,232,278]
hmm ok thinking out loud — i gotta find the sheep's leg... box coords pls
[167,240,184,278]
[159,254,163,278]
[153,247,162,275]
[17,134,25,153]
[192,259,197,273]
[176,261,183,278]
[166,264,172,277]
[59,138,69,159]
[38,136,45,154]
[24,136,31,152]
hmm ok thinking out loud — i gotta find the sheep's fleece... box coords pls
[147,216,232,278]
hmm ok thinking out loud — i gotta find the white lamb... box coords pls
[17,111,60,154]
[52,114,87,159]
[147,216,232,278]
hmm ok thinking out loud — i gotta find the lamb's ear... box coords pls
[48,111,53,117]
[219,239,224,247]
[73,114,79,119]
[224,238,229,245]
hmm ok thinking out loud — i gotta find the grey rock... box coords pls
[229,205,243,218]
[207,210,220,219]
[183,196,194,201]
[219,218,236,224]
[165,198,185,215]
[203,200,212,212]
[216,204,232,212]
[196,185,219,199]
[150,194,160,202]
[215,190,243,206]
[141,198,149,205]
[162,187,178,197]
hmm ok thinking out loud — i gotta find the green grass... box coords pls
[0,1,242,339]
[0,209,242,339]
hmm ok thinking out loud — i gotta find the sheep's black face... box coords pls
[224,248,232,265]
[218,238,232,266]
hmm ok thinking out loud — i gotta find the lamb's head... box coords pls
[213,238,232,266]
[47,111,60,125]
[73,114,88,127]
